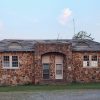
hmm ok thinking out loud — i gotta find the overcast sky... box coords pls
[0,0,100,41]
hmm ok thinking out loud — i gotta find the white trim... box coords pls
[10,56,12,67]
[83,55,98,68]
[2,67,19,69]
[55,56,63,79]
[55,63,63,79]
[2,56,19,69]
[91,61,98,67]
[42,63,50,79]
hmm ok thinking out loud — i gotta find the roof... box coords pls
[0,39,36,52]
[0,39,100,52]
[70,39,100,51]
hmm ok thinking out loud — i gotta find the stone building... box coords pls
[0,39,100,85]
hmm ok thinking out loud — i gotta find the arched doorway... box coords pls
[42,52,64,80]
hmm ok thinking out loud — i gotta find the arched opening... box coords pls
[42,52,65,80]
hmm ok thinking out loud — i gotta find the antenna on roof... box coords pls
[57,33,60,40]
[73,18,75,35]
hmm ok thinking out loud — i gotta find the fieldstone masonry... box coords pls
[0,41,100,85]
[0,52,34,86]
[72,52,100,83]
[34,43,73,84]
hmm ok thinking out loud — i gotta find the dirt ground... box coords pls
[0,90,100,100]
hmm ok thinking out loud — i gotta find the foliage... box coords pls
[73,31,94,40]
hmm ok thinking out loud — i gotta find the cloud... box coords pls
[58,8,72,25]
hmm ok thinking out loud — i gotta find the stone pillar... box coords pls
[34,44,42,84]
[34,54,42,84]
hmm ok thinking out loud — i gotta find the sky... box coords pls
[0,0,100,41]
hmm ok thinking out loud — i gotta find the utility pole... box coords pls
[73,18,75,35]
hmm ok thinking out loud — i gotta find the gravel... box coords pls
[0,90,100,100]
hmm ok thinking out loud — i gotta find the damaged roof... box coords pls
[0,39,100,52]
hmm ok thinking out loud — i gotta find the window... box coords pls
[83,55,90,67]
[91,55,98,67]
[43,64,50,79]
[3,56,19,68]
[92,55,97,61]
[12,56,18,67]
[83,55,89,61]
[83,55,98,68]
[3,56,10,67]
[55,56,63,79]
[56,64,63,75]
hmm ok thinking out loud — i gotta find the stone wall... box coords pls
[72,52,100,83]
[1,43,100,85]
[34,43,73,84]
[0,52,34,86]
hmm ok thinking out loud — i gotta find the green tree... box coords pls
[73,31,94,40]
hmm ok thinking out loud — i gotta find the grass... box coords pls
[0,83,100,92]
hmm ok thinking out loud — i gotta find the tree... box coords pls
[72,31,94,40]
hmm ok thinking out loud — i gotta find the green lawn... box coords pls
[0,83,100,92]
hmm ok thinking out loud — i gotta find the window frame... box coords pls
[91,55,98,67]
[3,56,10,68]
[56,64,63,75]
[55,63,63,79]
[12,56,19,67]
[42,63,50,80]
[83,55,98,68]
[2,55,19,69]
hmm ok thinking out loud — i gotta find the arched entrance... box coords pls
[34,43,72,84]
[42,52,65,80]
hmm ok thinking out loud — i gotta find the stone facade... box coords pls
[72,52,100,83]
[0,41,100,85]
[34,43,73,84]
[0,52,34,86]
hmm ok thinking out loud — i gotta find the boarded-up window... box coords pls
[42,56,50,63]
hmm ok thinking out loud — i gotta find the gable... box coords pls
[8,42,22,49]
